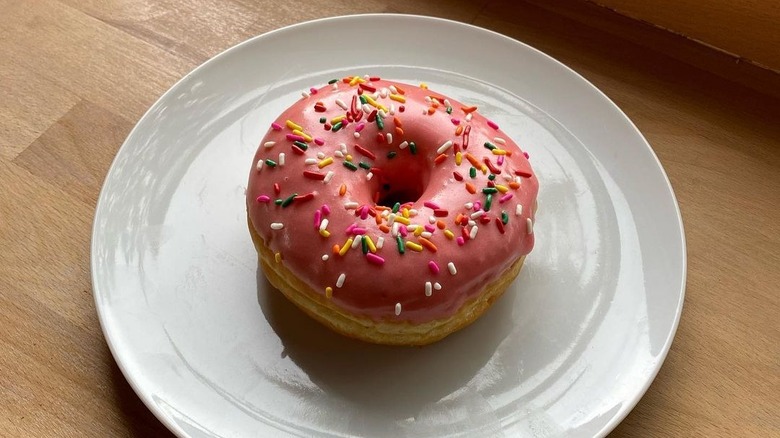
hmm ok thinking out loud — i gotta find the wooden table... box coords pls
[2,1,778,436]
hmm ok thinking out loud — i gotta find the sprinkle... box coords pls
[492,149,507,156]
[455,152,463,166]
[527,218,534,234]
[496,217,506,234]
[301,91,309,98]
[364,235,377,252]
[487,120,499,130]
[292,140,308,150]
[395,303,402,316]
[495,184,509,193]
[406,241,423,252]
[344,201,359,209]
[389,94,406,103]
[465,183,476,194]
[515,169,533,178]
[499,193,513,203]
[343,161,358,171]
[352,235,363,249]
[425,281,433,296]
[322,171,335,184]
[437,140,453,154]
[434,153,447,165]
[396,235,405,254]
[516,204,523,216]
[265,159,277,167]
[419,237,437,252]
[294,192,314,203]
[325,287,333,298]
[335,99,348,110]
[386,133,393,144]
[461,106,477,114]
[399,140,409,149]
[275,252,282,262]
[470,226,479,239]
[409,142,417,154]
[263,141,276,149]
[270,222,284,230]
[428,261,440,274]
[281,193,297,208]
[366,253,385,266]
[285,120,303,131]
[332,122,343,132]
[278,153,286,166]
[319,218,329,231]
[456,236,465,246]
[271,122,283,131]
[447,262,457,275]
[305,158,318,165]
[358,161,371,170]
[336,273,346,288]
[256,195,270,203]
[387,151,397,159]
[322,254,329,261]
[354,145,376,160]
[256,160,263,171]
[339,239,353,256]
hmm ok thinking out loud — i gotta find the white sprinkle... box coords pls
[421,231,433,239]
[354,132,361,139]
[334,151,344,158]
[340,143,348,153]
[263,141,276,148]
[324,171,335,183]
[256,160,263,171]
[409,209,418,216]
[406,225,418,232]
[301,91,310,99]
[494,137,506,145]
[425,282,432,296]
[466,113,473,121]
[429,216,436,224]
[364,74,370,80]
[362,103,372,114]
[516,204,523,216]
[331,83,338,91]
[437,140,453,154]
[468,220,476,227]
[386,133,393,144]
[399,141,409,149]
[514,176,522,184]
[278,153,285,166]
[389,103,395,115]
[387,214,396,225]
[381,209,390,218]
[378,109,387,118]
[322,254,329,261]
[319,218,329,231]
[470,226,479,239]
[270,222,284,230]
[465,202,474,209]
[366,172,374,181]
[444,99,451,107]
[304,158,317,165]
[344,201,359,209]
[434,282,442,290]
[380,88,389,98]
[336,99,348,110]
[389,85,398,94]
[448,262,457,275]
[395,302,402,316]
[372,91,380,100]
[376,236,385,249]
[336,273,346,288]
[317,151,326,159]
[527,218,534,234]
[352,235,362,248]
[470,210,485,219]
[391,222,400,236]
[503,173,513,181]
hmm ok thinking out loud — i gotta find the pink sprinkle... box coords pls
[360,206,369,220]
[423,201,441,209]
[366,253,385,265]
[309,87,318,95]
[399,225,408,237]
[256,195,271,203]
[314,210,322,229]
[451,118,460,125]
[497,155,505,166]
[286,134,306,142]
[487,120,499,130]
[473,202,482,211]
[428,261,440,274]
[321,204,331,215]
[499,193,513,203]
[345,223,357,234]
[314,137,325,146]
[424,224,436,233]
[355,122,366,133]
[352,227,367,235]
[524,151,530,159]
[271,122,283,131]
[456,236,465,246]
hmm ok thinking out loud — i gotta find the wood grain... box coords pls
[1,0,778,436]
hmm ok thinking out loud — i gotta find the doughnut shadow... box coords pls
[256,267,518,425]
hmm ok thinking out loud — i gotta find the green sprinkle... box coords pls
[327,79,338,84]
[265,159,277,167]
[281,193,297,208]
[361,237,369,254]
[484,142,496,150]
[409,141,417,155]
[293,141,309,150]
[358,161,371,170]
[469,167,477,178]
[501,211,509,224]
[387,151,397,159]
[446,106,453,114]
[376,113,384,131]
[332,121,343,132]
[392,202,401,213]
[488,174,496,181]
[359,95,368,105]
[343,161,358,171]
[482,187,498,194]
[396,235,405,254]
[274,199,283,206]
[319,117,327,123]
[485,193,493,211]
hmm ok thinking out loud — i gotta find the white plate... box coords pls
[92,14,685,438]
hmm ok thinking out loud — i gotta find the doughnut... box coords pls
[246,75,538,346]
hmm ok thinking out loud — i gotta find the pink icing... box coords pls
[246,77,538,324]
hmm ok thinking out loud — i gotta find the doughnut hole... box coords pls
[374,158,432,207]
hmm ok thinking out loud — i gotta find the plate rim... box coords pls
[91,13,687,438]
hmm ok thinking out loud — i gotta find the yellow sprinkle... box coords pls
[481,165,488,174]
[325,287,333,299]
[293,129,313,143]
[274,252,282,263]
[331,115,346,124]
[455,152,462,165]
[419,82,428,89]
[318,157,334,168]
[444,230,455,240]
[414,227,423,236]
[492,149,507,155]
[394,216,410,225]
[349,76,363,86]
[389,94,406,103]
[406,241,423,252]
[495,184,509,193]
[286,120,303,131]
[401,208,410,218]
[345,154,353,162]
[364,235,377,253]
[319,229,331,238]
[364,95,388,112]
[339,238,353,256]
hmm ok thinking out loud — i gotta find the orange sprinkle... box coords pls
[418,237,438,253]
[509,181,521,190]
[395,127,404,137]
[434,153,447,165]
[393,117,403,127]
[455,125,464,136]
[379,224,391,233]
[436,220,446,230]
[332,245,340,255]
[462,105,478,114]
[339,184,347,196]
[375,214,383,225]
[427,107,436,115]
[466,153,481,168]
[394,84,406,95]
[431,101,439,108]
[455,213,464,224]
[465,183,476,194]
